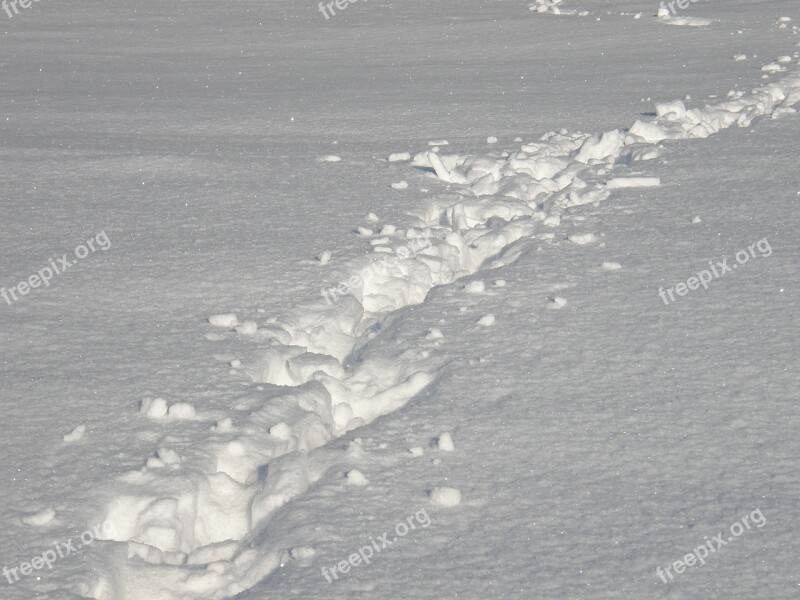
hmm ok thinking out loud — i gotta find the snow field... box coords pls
[84,48,800,598]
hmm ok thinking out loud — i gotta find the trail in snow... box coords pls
[85,41,800,600]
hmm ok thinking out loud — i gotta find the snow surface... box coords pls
[1,0,798,599]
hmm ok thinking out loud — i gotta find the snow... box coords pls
[345,470,370,486]
[21,508,56,527]
[435,432,455,452]
[166,402,196,420]
[476,314,496,327]
[429,487,462,508]
[208,314,239,328]
[139,398,169,419]
[1,0,799,599]
[63,424,86,443]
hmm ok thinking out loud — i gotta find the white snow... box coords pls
[3,2,799,600]
[436,432,455,452]
[345,469,369,486]
[208,314,238,328]
[567,233,599,245]
[430,487,462,507]
[139,397,168,419]
[167,402,196,419]
[63,424,86,443]
[464,280,486,294]
[21,508,56,527]
[477,314,496,327]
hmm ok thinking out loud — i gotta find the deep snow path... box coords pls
[88,40,800,600]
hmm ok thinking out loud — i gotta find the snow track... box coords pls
[88,56,800,600]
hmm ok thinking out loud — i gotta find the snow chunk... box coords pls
[318,155,342,162]
[63,424,86,443]
[436,432,455,452]
[426,328,443,340]
[388,152,411,162]
[601,261,622,271]
[22,508,56,526]
[464,280,485,294]
[167,402,196,419]
[408,446,424,457]
[346,469,369,486]
[391,181,409,190]
[605,177,661,189]
[140,397,168,418]
[208,313,238,328]
[547,296,568,310]
[477,313,496,327]
[317,250,332,264]
[575,130,625,163]
[430,486,461,507]
[655,100,687,119]
[567,233,599,245]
